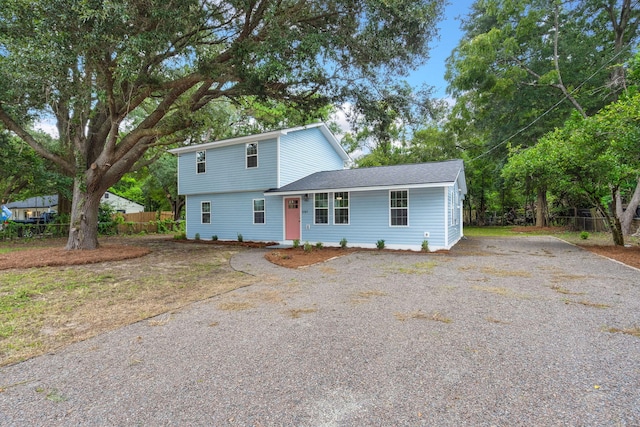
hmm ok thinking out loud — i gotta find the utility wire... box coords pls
[471,45,632,162]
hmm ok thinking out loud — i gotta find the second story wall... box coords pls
[178,138,279,195]
[279,127,346,187]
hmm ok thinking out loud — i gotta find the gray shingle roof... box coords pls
[267,159,465,193]
[4,195,58,209]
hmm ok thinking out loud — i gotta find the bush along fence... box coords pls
[1,212,183,241]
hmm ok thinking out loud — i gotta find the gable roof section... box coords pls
[266,159,466,194]
[168,122,350,162]
[5,195,59,209]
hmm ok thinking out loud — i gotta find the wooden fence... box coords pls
[115,211,176,234]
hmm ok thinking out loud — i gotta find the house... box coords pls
[169,123,467,251]
[4,195,58,220]
[100,192,145,214]
[5,192,144,219]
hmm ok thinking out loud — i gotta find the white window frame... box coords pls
[333,192,350,225]
[246,142,258,168]
[449,188,456,226]
[201,201,211,224]
[196,150,206,174]
[389,190,409,227]
[314,193,329,225]
[253,198,265,224]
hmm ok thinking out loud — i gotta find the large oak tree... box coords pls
[0,0,445,249]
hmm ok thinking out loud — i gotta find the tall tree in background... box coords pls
[446,0,638,226]
[0,0,445,249]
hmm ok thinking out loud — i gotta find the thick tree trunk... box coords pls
[535,187,548,227]
[615,178,640,235]
[65,178,102,250]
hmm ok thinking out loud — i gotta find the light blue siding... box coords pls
[292,187,447,250]
[185,192,283,241]
[447,183,463,247]
[178,138,278,195]
[280,128,345,186]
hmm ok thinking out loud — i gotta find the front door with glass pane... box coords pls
[284,198,300,240]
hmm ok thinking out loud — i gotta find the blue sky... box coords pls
[407,0,474,98]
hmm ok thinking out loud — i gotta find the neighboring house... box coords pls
[100,192,145,213]
[5,192,144,218]
[4,195,58,220]
[170,123,467,251]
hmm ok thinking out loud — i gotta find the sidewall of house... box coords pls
[279,128,347,186]
[290,187,447,250]
[185,192,283,241]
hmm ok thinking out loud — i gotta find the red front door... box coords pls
[285,198,301,240]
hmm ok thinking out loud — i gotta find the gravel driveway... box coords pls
[1,236,639,426]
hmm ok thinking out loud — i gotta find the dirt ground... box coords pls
[1,235,638,270]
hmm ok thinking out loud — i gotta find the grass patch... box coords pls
[472,285,530,299]
[394,310,452,323]
[606,326,640,338]
[550,284,585,295]
[385,261,438,275]
[216,301,256,311]
[0,240,254,366]
[481,266,532,277]
[286,308,318,318]
[565,299,611,309]
[351,289,388,305]
[486,316,511,324]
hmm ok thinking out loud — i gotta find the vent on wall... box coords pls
[423,232,430,238]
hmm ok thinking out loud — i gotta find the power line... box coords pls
[471,45,632,162]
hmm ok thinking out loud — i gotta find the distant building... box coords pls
[5,192,144,219]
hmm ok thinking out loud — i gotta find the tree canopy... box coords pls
[0,0,445,249]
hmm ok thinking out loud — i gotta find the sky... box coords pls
[407,0,474,98]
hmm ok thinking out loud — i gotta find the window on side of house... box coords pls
[246,143,258,168]
[314,193,329,224]
[334,192,349,224]
[449,188,456,226]
[253,199,265,224]
[390,190,408,226]
[201,201,211,224]
[196,150,206,174]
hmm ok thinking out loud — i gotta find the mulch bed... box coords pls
[0,245,151,270]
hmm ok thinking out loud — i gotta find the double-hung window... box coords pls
[314,193,329,224]
[334,192,349,224]
[390,190,408,226]
[253,199,265,224]
[196,150,206,174]
[201,201,211,224]
[246,143,258,168]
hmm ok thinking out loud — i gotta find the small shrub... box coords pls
[173,231,186,240]
[303,241,313,253]
[376,239,385,250]
[292,239,300,248]
[340,237,348,249]
[194,233,201,241]
[237,233,243,242]
[580,231,589,240]
[212,235,218,241]
[315,241,324,249]
[421,240,430,252]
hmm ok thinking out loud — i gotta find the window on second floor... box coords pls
[390,190,408,226]
[253,199,265,224]
[334,192,349,224]
[196,150,206,174]
[314,193,328,224]
[246,143,258,168]
[201,201,211,224]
